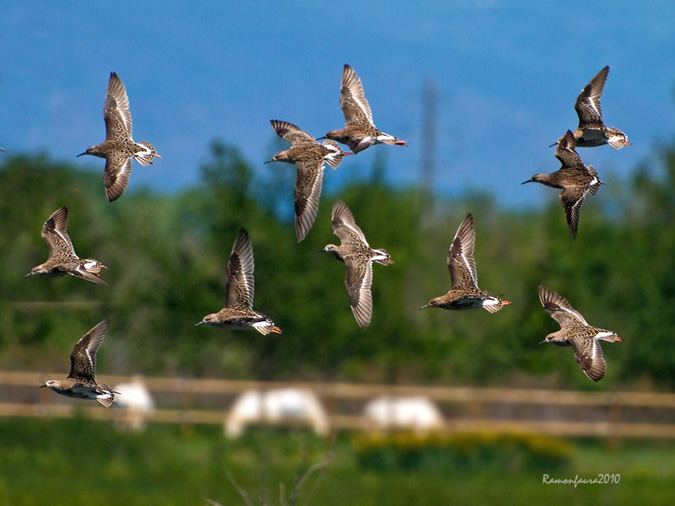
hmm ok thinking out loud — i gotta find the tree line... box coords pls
[0,139,673,390]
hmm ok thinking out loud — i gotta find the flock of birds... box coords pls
[21,64,629,408]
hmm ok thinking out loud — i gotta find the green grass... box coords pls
[0,417,673,505]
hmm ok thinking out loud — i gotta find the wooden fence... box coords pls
[1,370,675,440]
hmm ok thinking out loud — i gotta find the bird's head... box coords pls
[24,265,47,278]
[77,146,103,158]
[420,297,442,310]
[196,314,218,326]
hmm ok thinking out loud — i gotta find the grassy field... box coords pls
[0,417,673,505]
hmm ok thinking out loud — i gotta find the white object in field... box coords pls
[225,388,329,438]
[364,396,444,430]
[113,376,155,431]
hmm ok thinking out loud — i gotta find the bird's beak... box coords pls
[548,142,557,148]
[195,321,204,326]
[419,304,429,310]
[315,136,326,141]
[264,159,273,164]
[502,300,512,306]
[521,179,533,185]
[23,272,33,279]
[154,153,162,159]
[100,265,108,269]
[538,340,547,345]
[76,152,86,157]
[39,384,47,388]
[615,337,623,342]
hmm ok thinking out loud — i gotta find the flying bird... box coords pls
[196,228,282,335]
[524,130,602,237]
[24,206,107,285]
[551,66,629,149]
[421,213,510,312]
[537,285,622,382]
[322,200,394,328]
[78,72,161,202]
[41,319,117,407]
[321,64,407,154]
[265,119,348,242]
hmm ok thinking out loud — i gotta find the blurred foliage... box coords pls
[352,430,573,473]
[2,418,674,506]
[0,137,674,388]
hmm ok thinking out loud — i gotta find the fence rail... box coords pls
[1,371,674,439]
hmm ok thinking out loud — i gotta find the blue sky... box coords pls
[2,1,674,207]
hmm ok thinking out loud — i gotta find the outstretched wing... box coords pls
[554,131,585,170]
[570,336,607,382]
[538,285,588,328]
[448,214,478,289]
[575,66,609,128]
[560,185,590,237]
[340,64,373,126]
[103,156,133,202]
[41,206,76,257]
[344,256,373,328]
[331,200,368,246]
[294,160,324,242]
[270,120,315,146]
[69,319,110,382]
[104,72,133,138]
[225,228,255,309]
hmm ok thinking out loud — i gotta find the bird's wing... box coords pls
[68,266,108,286]
[294,160,324,242]
[570,336,607,382]
[538,285,588,327]
[103,156,133,202]
[448,214,478,289]
[104,72,133,138]
[68,319,110,382]
[270,120,315,145]
[340,64,374,126]
[560,186,589,237]
[225,228,255,309]
[574,66,609,128]
[41,206,76,257]
[344,256,373,328]
[554,131,585,170]
[331,200,368,246]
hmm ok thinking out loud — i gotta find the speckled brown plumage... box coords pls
[538,285,622,382]
[41,319,117,407]
[78,72,161,202]
[24,206,107,285]
[323,200,394,328]
[266,120,347,242]
[421,213,510,313]
[322,64,407,154]
[196,228,281,335]
[552,66,629,149]
[524,130,602,236]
